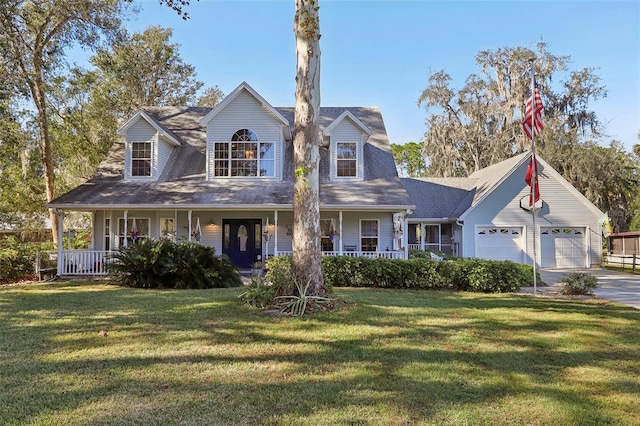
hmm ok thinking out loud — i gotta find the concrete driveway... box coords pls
[538,268,640,310]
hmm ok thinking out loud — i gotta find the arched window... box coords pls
[213,128,275,177]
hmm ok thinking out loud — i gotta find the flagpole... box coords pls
[529,58,538,295]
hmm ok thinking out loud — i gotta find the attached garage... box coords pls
[540,227,587,268]
[476,226,524,263]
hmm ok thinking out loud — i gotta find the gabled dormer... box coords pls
[323,110,371,181]
[117,110,181,181]
[199,82,291,181]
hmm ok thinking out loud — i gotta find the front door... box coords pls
[222,219,262,268]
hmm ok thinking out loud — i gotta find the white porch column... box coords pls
[188,210,192,241]
[274,210,279,256]
[404,211,410,259]
[339,211,343,254]
[420,223,425,251]
[123,210,128,247]
[56,210,64,275]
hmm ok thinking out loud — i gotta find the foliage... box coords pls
[0,237,35,282]
[274,278,334,317]
[418,42,608,178]
[197,85,225,107]
[391,142,427,177]
[0,0,134,242]
[417,42,640,231]
[238,275,276,308]
[108,239,241,289]
[268,255,531,293]
[0,237,54,283]
[559,271,599,295]
[87,25,203,122]
[262,255,297,296]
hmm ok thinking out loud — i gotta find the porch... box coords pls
[40,249,407,278]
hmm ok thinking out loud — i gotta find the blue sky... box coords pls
[123,0,639,151]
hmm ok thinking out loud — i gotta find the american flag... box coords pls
[523,86,544,140]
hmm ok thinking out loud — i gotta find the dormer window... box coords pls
[337,142,357,177]
[214,129,275,177]
[131,142,152,177]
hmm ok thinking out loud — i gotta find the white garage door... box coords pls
[540,227,587,268]
[476,226,524,263]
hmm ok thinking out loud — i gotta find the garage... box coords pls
[476,226,524,263]
[540,227,587,268]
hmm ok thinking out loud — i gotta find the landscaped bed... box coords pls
[1,280,638,425]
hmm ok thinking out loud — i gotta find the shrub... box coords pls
[238,275,276,308]
[0,237,53,283]
[263,254,531,294]
[559,272,599,295]
[108,239,241,289]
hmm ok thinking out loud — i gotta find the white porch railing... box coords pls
[47,249,405,277]
[41,250,114,276]
[278,250,405,259]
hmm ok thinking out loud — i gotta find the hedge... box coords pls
[266,255,537,293]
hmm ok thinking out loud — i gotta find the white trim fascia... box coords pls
[198,82,292,140]
[117,111,181,147]
[323,110,372,139]
[537,157,605,218]
[458,154,528,221]
[459,153,604,221]
[48,203,415,212]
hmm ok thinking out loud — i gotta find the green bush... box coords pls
[0,237,53,283]
[108,239,242,289]
[559,272,599,295]
[263,255,532,294]
[238,275,276,308]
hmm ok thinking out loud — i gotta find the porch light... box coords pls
[207,218,217,226]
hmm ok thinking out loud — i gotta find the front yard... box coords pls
[1,280,638,425]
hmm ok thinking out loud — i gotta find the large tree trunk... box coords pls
[31,58,59,244]
[292,0,327,297]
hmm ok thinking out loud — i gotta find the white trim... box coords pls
[199,82,291,140]
[323,110,371,139]
[117,111,180,146]
[50,203,416,212]
[359,218,380,252]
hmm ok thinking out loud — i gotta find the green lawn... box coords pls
[1,281,639,426]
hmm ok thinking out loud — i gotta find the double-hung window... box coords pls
[118,218,149,246]
[214,129,275,177]
[131,142,152,177]
[336,142,357,177]
[360,220,379,252]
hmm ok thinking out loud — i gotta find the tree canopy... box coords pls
[418,42,639,232]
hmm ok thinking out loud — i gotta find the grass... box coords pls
[1,280,639,425]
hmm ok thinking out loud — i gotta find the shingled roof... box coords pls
[402,151,532,220]
[51,106,414,211]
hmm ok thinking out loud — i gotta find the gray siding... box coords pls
[206,90,284,181]
[330,120,365,180]
[125,120,157,180]
[157,138,174,177]
[461,160,602,266]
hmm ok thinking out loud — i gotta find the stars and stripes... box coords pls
[523,85,544,140]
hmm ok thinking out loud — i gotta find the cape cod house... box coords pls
[48,82,606,276]
[48,82,415,274]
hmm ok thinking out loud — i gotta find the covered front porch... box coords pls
[47,207,412,277]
